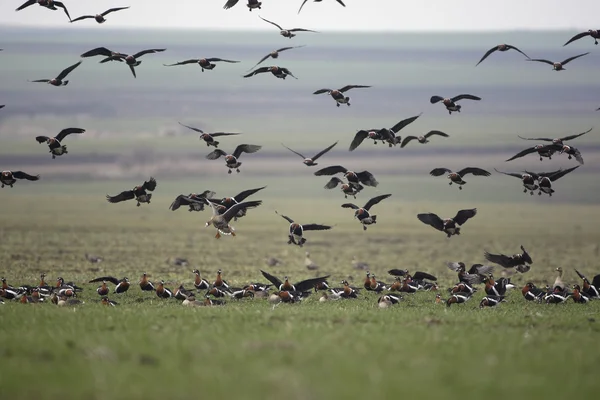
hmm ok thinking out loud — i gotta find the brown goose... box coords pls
[106,177,157,206]
[99,48,166,78]
[281,141,337,166]
[178,122,241,148]
[29,60,81,86]
[247,46,305,71]
[315,165,378,190]
[205,144,262,174]
[476,44,530,66]
[35,127,85,159]
[401,130,449,148]
[429,167,491,190]
[430,94,481,114]
[563,30,600,46]
[259,16,318,39]
[527,52,589,71]
[164,57,240,71]
[204,199,263,239]
[341,194,392,231]
[1,170,40,188]
[70,6,129,24]
[417,209,477,238]
[16,0,71,21]
[243,66,297,80]
[223,0,261,11]
[350,114,422,151]
[275,211,331,246]
[313,85,371,107]
[299,0,345,14]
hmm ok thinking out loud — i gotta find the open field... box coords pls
[1,191,600,399]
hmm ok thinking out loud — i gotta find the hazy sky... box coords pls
[0,0,597,31]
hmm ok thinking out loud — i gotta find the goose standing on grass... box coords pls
[178,122,241,148]
[350,114,422,150]
[312,85,371,107]
[35,128,85,159]
[341,194,392,231]
[247,46,305,71]
[204,199,263,239]
[563,30,600,46]
[205,144,262,174]
[429,167,491,190]
[417,208,477,238]
[164,57,240,71]
[281,141,337,166]
[1,170,40,188]
[401,130,449,148]
[527,52,589,71]
[553,267,566,292]
[475,44,530,66]
[259,16,318,39]
[223,0,262,11]
[430,94,481,114]
[275,211,332,247]
[29,60,82,86]
[16,0,72,21]
[70,6,129,24]
[243,65,297,80]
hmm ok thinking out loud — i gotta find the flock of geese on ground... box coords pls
[2,2,600,308]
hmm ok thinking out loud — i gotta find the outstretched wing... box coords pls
[53,2,71,21]
[142,177,157,192]
[311,141,338,161]
[484,251,513,268]
[356,171,378,187]
[505,146,540,162]
[560,127,592,142]
[561,52,589,65]
[164,59,199,67]
[563,32,591,47]
[528,58,554,65]
[424,130,449,139]
[363,193,391,211]
[281,144,305,159]
[16,0,36,11]
[35,136,51,144]
[400,136,417,148]
[301,224,332,231]
[412,271,437,281]
[243,66,270,78]
[88,276,120,285]
[417,213,444,231]
[210,132,240,137]
[289,28,318,33]
[223,0,240,10]
[80,47,114,58]
[517,135,551,141]
[429,167,452,177]
[206,58,240,63]
[70,15,94,23]
[390,114,422,133]
[349,130,370,151]
[430,96,444,104]
[260,270,283,288]
[233,144,262,158]
[446,262,465,272]
[339,85,371,93]
[457,167,491,177]
[453,209,477,226]
[178,122,203,133]
[324,177,343,189]
[133,49,166,59]
[494,168,524,179]
[102,7,130,17]
[279,68,297,79]
[294,275,330,292]
[12,171,40,181]
[548,165,579,182]
[106,190,135,203]
[56,61,82,80]
[475,46,499,66]
[451,94,481,102]
[313,88,333,95]
[169,195,194,211]
[233,186,267,202]
[506,45,530,59]
[314,165,348,176]
[341,203,360,210]
[247,53,272,71]
[55,127,85,142]
[206,149,228,160]
[222,200,263,222]
[298,0,309,13]
[275,210,295,224]
[259,16,283,30]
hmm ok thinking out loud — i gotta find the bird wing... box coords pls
[199,190,217,199]
[548,165,579,182]
[88,276,120,285]
[222,200,263,222]
[294,275,330,292]
[275,211,294,224]
[314,165,348,176]
[324,177,343,189]
[563,31,591,46]
[339,85,371,93]
[259,16,283,30]
[337,0,347,7]
[417,213,445,231]
[446,262,464,272]
[517,135,551,141]
[388,269,408,276]
[169,195,192,211]
[243,66,270,78]
[164,59,199,66]
[178,122,203,133]
[529,58,554,65]
[424,130,449,139]
[53,2,72,21]
[494,168,524,179]
[561,52,589,65]
[233,144,262,158]
[206,149,228,160]
[70,15,94,23]
[80,47,114,58]
[133,49,166,59]
[106,190,135,203]
[349,130,369,151]
[451,94,481,102]
[289,28,318,33]
[469,264,495,275]
[313,88,333,95]
[505,146,540,162]
[56,61,82,80]
[142,177,157,192]
[260,270,283,288]
[277,45,305,52]
[521,170,542,181]
[356,171,378,187]
[206,58,240,63]
[210,132,240,137]
[281,144,305,159]
[430,96,444,104]
[30,79,50,83]
[280,68,297,79]
[11,171,40,181]
[35,136,51,143]
[16,0,36,11]
[429,167,452,177]
[560,127,592,142]
[102,7,130,17]
[390,113,422,133]
[302,224,332,231]
[505,45,530,59]
[363,193,391,211]
[575,269,587,281]
[484,251,513,268]
[233,186,266,202]
[223,0,240,10]
[247,54,272,71]
[453,209,477,226]
[55,127,85,142]
[413,271,437,281]
[475,46,499,66]
[311,141,338,161]
[341,203,360,210]
[457,167,491,177]
[0,105,4,109]
[298,0,309,13]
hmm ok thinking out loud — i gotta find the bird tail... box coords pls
[371,215,377,223]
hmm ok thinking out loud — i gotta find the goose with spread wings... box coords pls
[29,60,82,86]
[484,245,533,273]
[494,169,540,195]
[206,144,262,174]
[430,94,481,114]
[99,48,166,78]
[315,165,378,194]
[446,262,495,284]
[517,127,591,146]
[341,194,392,231]
[211,186,267,220]
[322,177,363,199]
[475,44,530,66]
[70,6,129,24]
[1,170,40,188]
[417,208,477,238]
[223,0,261,11]
[313,85,371,107]
[260,270,330,293]
[35,128,85,159]
[281,141,337,166]
[507,143,584,164]
[259,16,318,39]
[522,166,580,196]
[169,190,216,212]
[564,30,600,46]
[350,114,422,151]
[299,0,345,14]
[429,167,491,190]
[178,122,240,148]
[204,199,263,239]
[164,57,240,72]
[16,0,72,21]
[243,65,297,80]
[247,46,305,71]
[275,211,332,246]
[527,52,589,71]
[401,130,449,148]
[106,177,157,207]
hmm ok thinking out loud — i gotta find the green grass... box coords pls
[1,188,600,399]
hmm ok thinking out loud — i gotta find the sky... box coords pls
[0,0,597,31]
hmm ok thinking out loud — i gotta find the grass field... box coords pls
[1,190,599,399]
